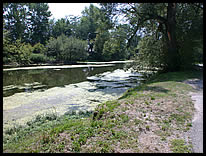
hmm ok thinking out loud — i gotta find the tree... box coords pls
[124,3,179,71]
[3,3,52,45]
[52,18,72,38]
[64,37,88,62]
[76,4,100,40]
[4,39,33,65]
[3,20,34,65]
[93,30,110,61]
[46,34,87,63]
[3,22,12,64]
[100,3,203,72]
[67,15,81,38]
[176,3,203,68]
[103,24,129,61]
[132,35,167,71]
[3,3,28,42]
[27,3,51,45]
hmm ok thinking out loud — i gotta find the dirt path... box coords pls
[184,78,203,153]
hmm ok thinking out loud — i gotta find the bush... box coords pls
[63,36,88,62]
[130,35,167,72]
[33,42,47,54]
[30,53,48,64]
[8,39,34,65]
[46,34,88,62]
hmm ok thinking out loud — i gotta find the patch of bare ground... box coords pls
[55,81,194,153]
[106,82,194,153]
[55,81,193,153]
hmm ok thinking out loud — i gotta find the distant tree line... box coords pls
[3,3,203,72]
[3,3,134,65]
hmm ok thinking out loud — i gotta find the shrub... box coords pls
[8,39,34,65]
[46,34,88,62]
[33,42,47,54]
[131,35,167,72]
[30,53,48,64]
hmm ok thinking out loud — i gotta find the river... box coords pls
[3,61,144,128]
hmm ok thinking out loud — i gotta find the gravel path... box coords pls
[185,78,203,153]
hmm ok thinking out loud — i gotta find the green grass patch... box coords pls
[150,69,202,83]
[169,112,192,125]
[170,139,192,153]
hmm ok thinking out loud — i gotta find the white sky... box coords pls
[48,3,100,20]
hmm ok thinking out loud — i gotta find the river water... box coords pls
[3,62,144,128]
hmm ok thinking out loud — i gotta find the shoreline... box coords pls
[3,69,202,153]
[3,60,134,71]
[3,64,115,71]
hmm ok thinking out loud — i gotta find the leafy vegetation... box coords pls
[46,34,88,63]
[103,25,129,61]
[3,3,202,71]
[102,3,203,72]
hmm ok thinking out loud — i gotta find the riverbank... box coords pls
[3,68,202,153]
[3,60,133,71]
[3,65,141,128]
[3,64,116,71]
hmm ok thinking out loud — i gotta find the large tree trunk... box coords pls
[165,3,180,72]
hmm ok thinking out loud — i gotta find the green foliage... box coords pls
[3,27,12,64]
[3,3,203,66]
[33,42,47,54]
[102,3,203,71]
[30,53,48,64]
[77,4,99,40]
[64,36,88,62]
[131,35,167,71]
[76,4,113,40]
[4,39,33,65]
[76,4,114,61]
[28,3,51,44]
[102,25,128,61]
[170,139,192,153]
[3,3,28,42]
[46,34,88,62]
[92,31,110,61]
[176,4,203,68]
[3,3,51,44]
[52,18,71,38]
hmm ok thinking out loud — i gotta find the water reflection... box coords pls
[3,64,124,97]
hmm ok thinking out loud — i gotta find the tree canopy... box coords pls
[3,3,203,71]
[100,3,203,71]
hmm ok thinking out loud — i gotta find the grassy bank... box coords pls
[3,68,202,153]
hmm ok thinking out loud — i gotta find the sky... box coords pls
[48,3,100,20]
